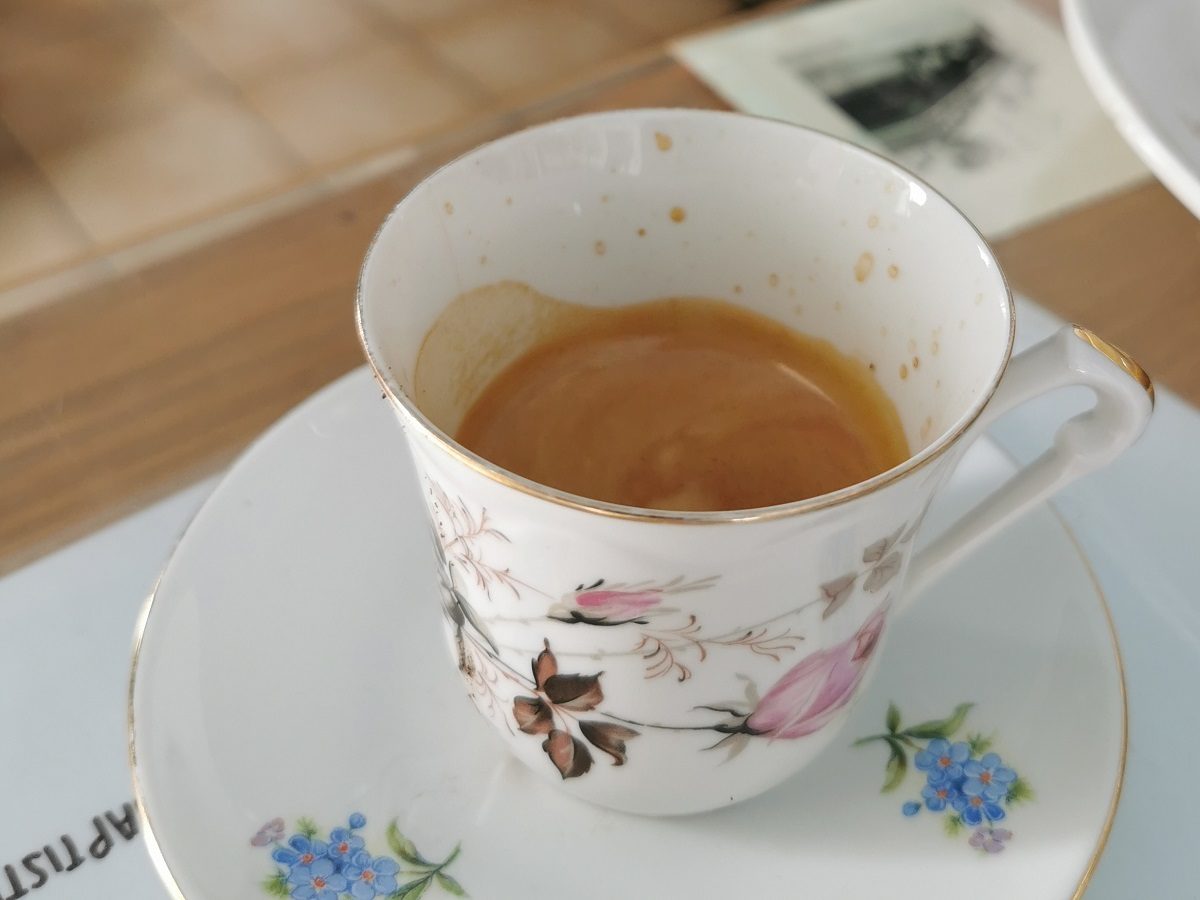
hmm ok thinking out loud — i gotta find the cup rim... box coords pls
[356,108,1016,524]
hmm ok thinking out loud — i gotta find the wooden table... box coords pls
[3,44,1199,576]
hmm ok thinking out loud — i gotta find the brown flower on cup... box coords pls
[512,641,639,779]
[819,523,915,620]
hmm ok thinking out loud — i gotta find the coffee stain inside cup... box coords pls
[414,281,613,435]
[854,252,874,283]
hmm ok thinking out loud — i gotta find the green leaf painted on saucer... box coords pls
[886,702,901,734]
[437,872,467,896]
[262,871,289,897]
[388,820,433,867]
[295,817,318,839]
[904,703,974,739]
[1007,778,1035,806]
[392,877,431,899]
[967,732,995,756]
[882,737,907,792]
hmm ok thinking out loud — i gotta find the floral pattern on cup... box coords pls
[512,641,639,778]
[857,703,1034,853]
[557,583,663,624]
[253,813,465,898]
[428,481,523,602]
[428,483,908,684]
[548,576,716,626]
[425,478,904,780]
[744,604,886,740]
[631,613,805,682]
[819,518,920,619]
[428,482,817,682]
[547,575,803,682]
[457,607,889,779]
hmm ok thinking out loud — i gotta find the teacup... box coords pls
[357,109,1152,815]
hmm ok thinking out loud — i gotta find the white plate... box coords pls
[129,369,1124,900]
[1064,0,1200,219]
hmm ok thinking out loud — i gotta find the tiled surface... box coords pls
[244,37,483,168]
[356,0,498,27]
[164,0,375,84]
[428,1,632,96]
[0,16,216,152]
[0,127,93,286]
[0,0,149,66]
[599,0,744,39]
[0,0,740,295]
[34,92,302,245]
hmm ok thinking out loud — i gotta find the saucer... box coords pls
[129,369,1123,900]
[1064,0,1200,219]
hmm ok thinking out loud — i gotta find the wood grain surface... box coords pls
[3,52,1198,575]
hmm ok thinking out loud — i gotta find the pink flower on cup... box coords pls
[745,604,887,740]
[549,580,666,625]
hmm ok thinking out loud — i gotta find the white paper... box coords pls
[672,0,1148,236]
[0,479,215,898]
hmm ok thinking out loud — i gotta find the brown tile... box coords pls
[0,130,93,288]
[166,0,374,84]
[0,0,150,64]
[428,0,635,96]
[244,38,481,168]
[0,15,217,153]
[34,92,301,246]
[352,0,496,27]
[599,0,736,39]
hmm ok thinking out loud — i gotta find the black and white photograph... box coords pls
[786,11,1030,170]
[673,0,1146,234]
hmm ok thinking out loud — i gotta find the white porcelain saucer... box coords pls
[1064,0,1200,219]
[129,369,1124,900]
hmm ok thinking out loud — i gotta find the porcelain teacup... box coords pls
[357,109,1152,815]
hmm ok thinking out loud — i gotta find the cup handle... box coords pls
[903,325,1154,601]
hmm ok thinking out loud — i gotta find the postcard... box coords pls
[672,0,1147,236]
